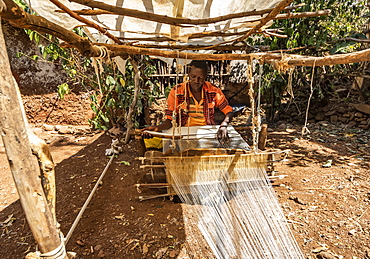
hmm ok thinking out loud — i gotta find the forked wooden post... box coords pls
[0,18,67,258]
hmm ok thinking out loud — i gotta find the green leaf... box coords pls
[119,161,130,165]
[106,75,116,86]
[91,103,98,113]
[57,83,70,99]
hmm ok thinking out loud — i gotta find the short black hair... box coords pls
[189,60,209,75]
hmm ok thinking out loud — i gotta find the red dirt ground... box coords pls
[0,93,369,259]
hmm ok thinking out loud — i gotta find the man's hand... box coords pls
[141,125,159,138]
[217,125,229,145]
[141,119,173,138]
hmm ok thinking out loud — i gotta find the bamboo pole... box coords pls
[0,18,67,257]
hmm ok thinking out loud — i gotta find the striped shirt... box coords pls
[165,81,232,126]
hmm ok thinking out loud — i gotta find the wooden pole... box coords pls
[125,57,141,144]
[0,18,67,258]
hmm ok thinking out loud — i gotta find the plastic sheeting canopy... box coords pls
[24,0,282,46]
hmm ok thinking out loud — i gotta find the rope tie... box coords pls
[36,232,66,259]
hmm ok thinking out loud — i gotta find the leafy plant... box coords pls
[247,0,368,119]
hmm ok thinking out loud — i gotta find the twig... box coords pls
[49,0,122,44]
[286,220,305,226]
[358,207,368,220]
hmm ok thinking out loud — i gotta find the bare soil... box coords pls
[0,93,369,259]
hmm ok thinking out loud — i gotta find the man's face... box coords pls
[188,66,206,92]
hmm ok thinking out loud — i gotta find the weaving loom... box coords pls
[140,125,304,258]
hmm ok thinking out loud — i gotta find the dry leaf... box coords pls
[142,243,149,254]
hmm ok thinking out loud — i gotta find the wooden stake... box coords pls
[0,18,67,258]
[125,57,141,144]
[258,124,268,151]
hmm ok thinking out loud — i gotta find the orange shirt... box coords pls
[165,81,232,126]
[186,89,207,126]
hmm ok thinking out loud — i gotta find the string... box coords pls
[302,59,317,137]
[256,61,263,152]
[166,153,304,258]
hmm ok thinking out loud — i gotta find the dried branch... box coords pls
[128,43,269,52]
[69,0,302,27]
[233,0,294,44]
[118,29,284,43]
[341,37,370,43]
[0,0,103,57]
[93,42,370,67]
[49,0,122,44]
[274,9,331,20]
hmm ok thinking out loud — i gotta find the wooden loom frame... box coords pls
[0,0,369,256]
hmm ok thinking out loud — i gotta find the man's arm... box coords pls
[217,112,233,144]
[144,119,172,132]
[220,112,233,126]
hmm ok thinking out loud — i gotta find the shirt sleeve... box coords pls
[215,87,233,115]
[165,87,176,120]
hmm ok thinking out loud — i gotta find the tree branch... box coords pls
[69,0,301,27]
[233,0,294,44]
[49,0,122,44]
[0,0,103,57]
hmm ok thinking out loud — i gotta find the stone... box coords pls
[318,121,330,126]
[338,117,348,123]
[355,118,366,122]
[315,112,326,121]
[43,124,54,131]
[32,128,43,136]
[359,125,369,130]
[278,123,286,130]
[337,106,347,113]
[347,121,357,128]
[352,103,370,115]
[94,245,102,251]
[354,112,363,117]
[97,250,105,257]
[342,113,351,118]
[290,112,298,116]
[55,125,73,134]
[349,113,355,121]
[330,115,338,123]
[325,110,336,116]
[316,252,336,259]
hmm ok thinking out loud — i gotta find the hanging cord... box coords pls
[184,53,190,140]
[64,154,115,244]
[246,58,258,152]
[301,59,317,137]
[255,62,264,153]
[171,53,180,150]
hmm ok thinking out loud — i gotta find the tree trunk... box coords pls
[0,18,66,258]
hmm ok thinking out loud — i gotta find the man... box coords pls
[144,60,233,144]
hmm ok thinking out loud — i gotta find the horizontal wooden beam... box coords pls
[1,0,365,67]
[94,42,370,66]
[283,48,370,66]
